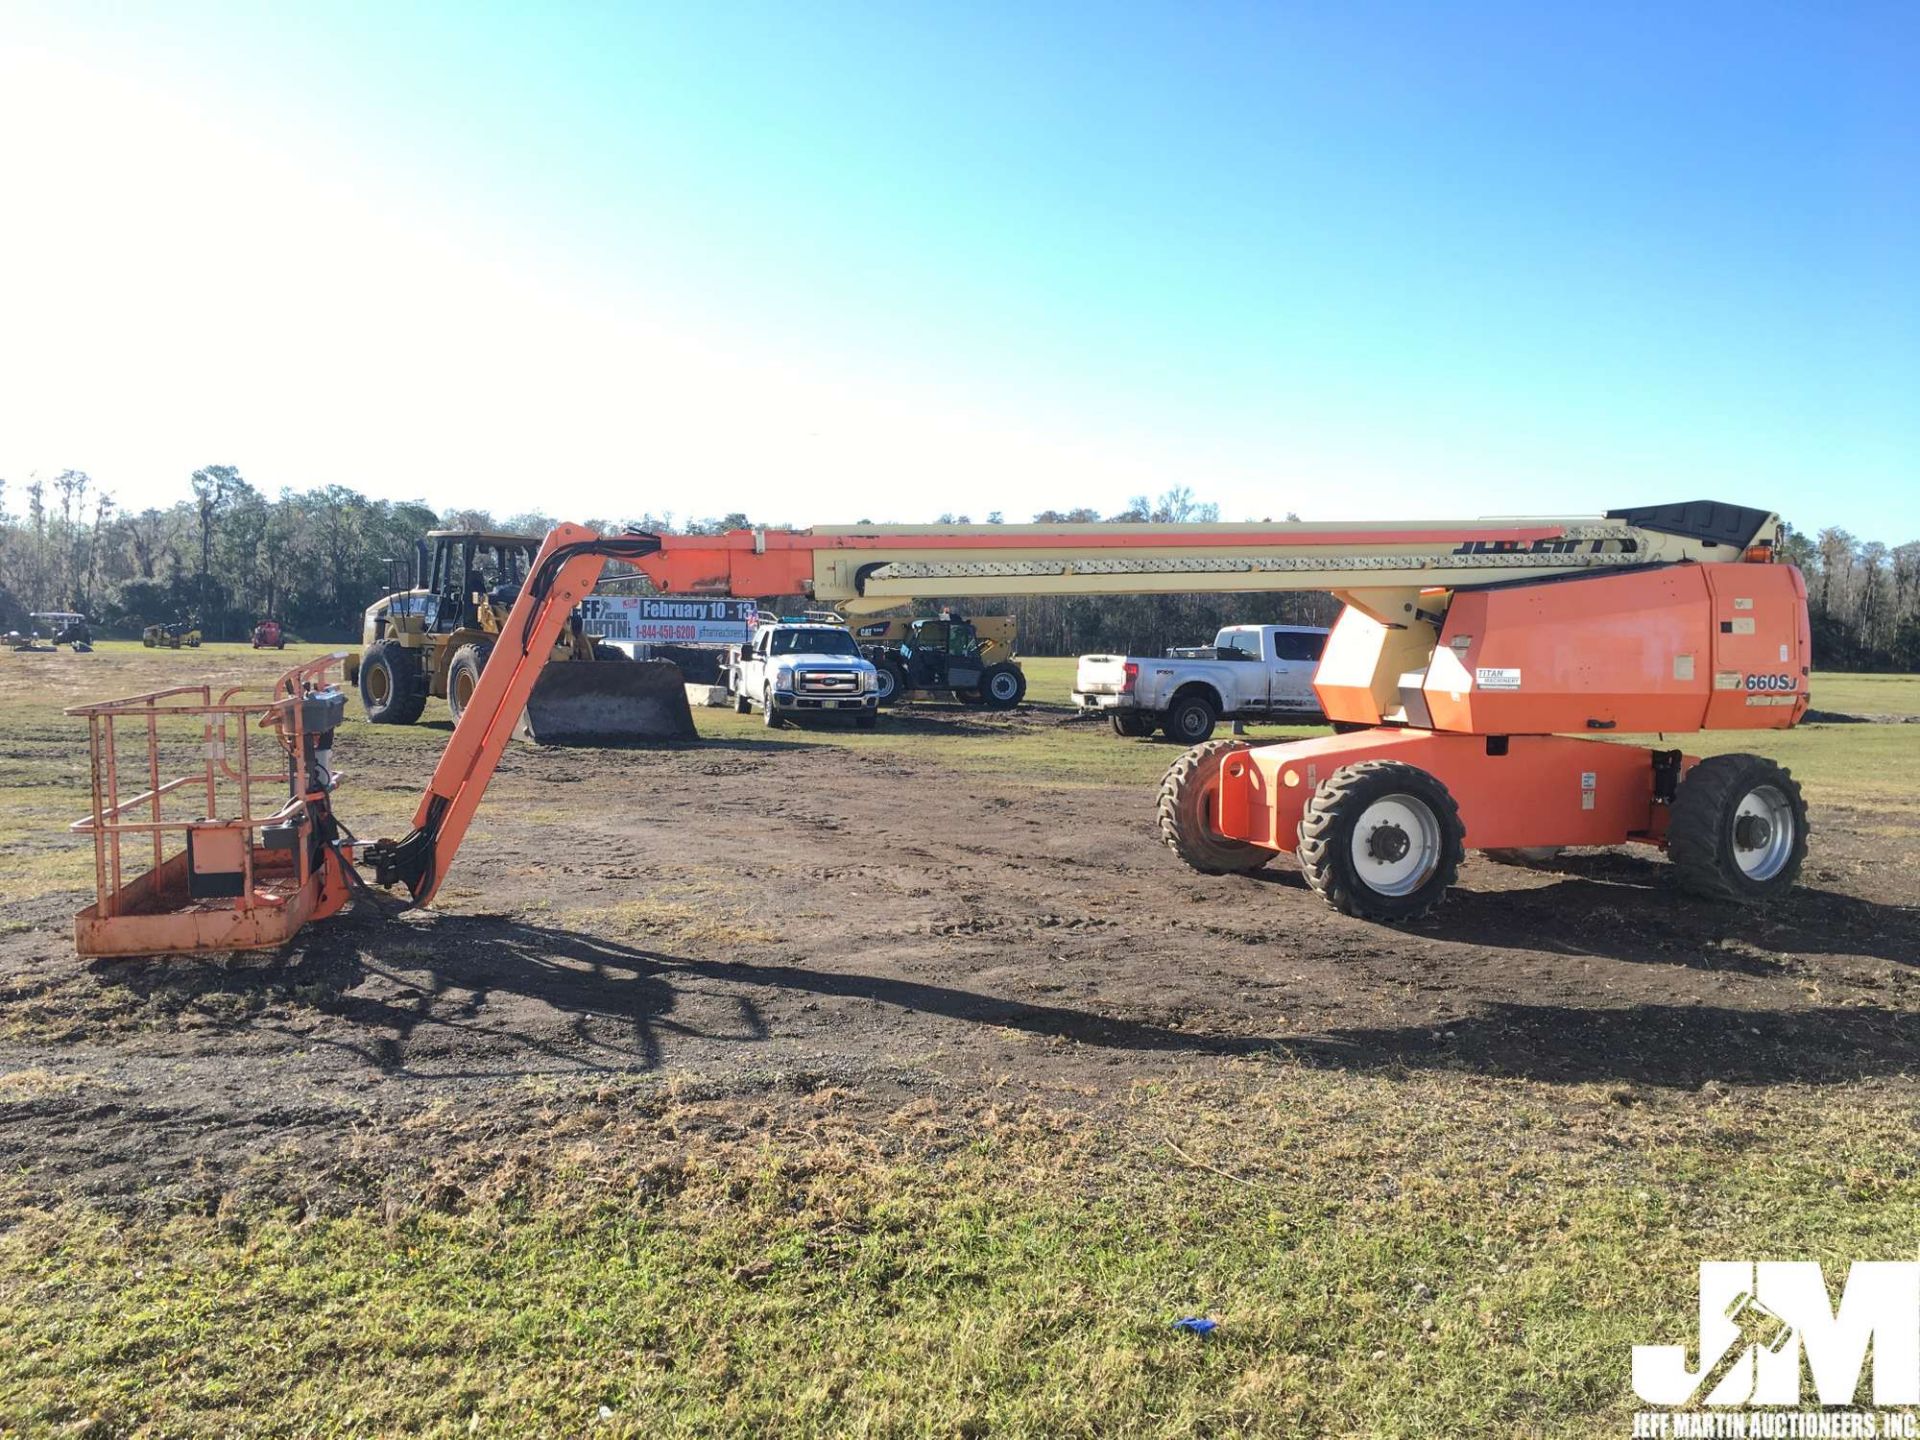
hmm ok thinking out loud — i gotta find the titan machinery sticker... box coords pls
[1474,667,1522,691]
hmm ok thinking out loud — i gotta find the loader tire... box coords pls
[1112,713,1155,739]
[1297,761,1464,922]
[980,663,1026,710]
[359,639,428,725]
[874,659,908,707]
[1156,740,1275,875]
[447,641,493,727]
[1667,754,1808,903]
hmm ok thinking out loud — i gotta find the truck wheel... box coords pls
[447,641,493,726]
[1112,713,1154,739]
[762,686,784,728]
[733,672,751,714]
[874,659,907,707]
[1667,754,1808,902]
[1297,761,1464,922]
[1163,692,1218,745]
[358,639,429,725]
[980,663,1026,710]
[1157,740,1274,875]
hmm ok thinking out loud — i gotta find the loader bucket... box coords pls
[519,659,698,745]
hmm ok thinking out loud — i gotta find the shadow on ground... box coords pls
[91,908,1920,1090]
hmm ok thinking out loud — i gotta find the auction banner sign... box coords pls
[577,596,758,644]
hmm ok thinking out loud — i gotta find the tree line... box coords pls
[1,468,1914,668]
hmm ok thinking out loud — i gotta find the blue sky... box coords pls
[1,1,1914,537]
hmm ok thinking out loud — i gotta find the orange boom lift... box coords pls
[68,502,1808,955]
[628,499,1810,921]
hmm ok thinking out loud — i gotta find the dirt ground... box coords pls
[2,652,1918,1219]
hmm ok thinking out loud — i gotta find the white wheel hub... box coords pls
[1349,793,1442,897]
[1732,784,1795,880]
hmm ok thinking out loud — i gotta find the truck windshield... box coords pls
[770,629,858,656]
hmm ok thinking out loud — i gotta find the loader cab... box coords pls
[414,531,540,634]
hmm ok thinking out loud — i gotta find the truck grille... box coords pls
[798,669,862,694]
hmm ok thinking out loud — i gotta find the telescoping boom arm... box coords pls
[362,525,665,907]
[628,501,1783,617]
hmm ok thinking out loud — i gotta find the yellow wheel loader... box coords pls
[346,529,693,745]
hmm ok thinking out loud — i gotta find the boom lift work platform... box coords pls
[68,502,1810,954]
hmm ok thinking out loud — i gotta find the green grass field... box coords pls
[1,643,1917,1436]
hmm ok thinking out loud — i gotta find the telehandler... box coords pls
[853,612,1027,707]
[65,502,1812,958]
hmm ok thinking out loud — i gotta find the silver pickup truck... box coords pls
[730,621,881,729]
[1073,623,1330,743]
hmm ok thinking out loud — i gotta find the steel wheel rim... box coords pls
[875,669,897,700]
[452,670,475,717]
[1349,793,1442,897]
[1178,707,1207,740]
[367,665,390,704]
[989,670,1020,702]
[1732,783,1795,880]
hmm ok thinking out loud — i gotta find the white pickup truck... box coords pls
[1073,623,1330,743]
[730,621,881,729]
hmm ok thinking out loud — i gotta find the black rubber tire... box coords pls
[1112,713,1155,739]
[762,686,784,728]
[1296,760,1465,922]
[1667,753,1809,902]
[1163,691,1218,746]
[980,663,1027,710]
[874,659,908,707]
[1156,740,1275,875]
[446,640,493,726]
[733,672,751,714]
[358,639,428,725]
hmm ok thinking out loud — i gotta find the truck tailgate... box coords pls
[1075,655,1131,695]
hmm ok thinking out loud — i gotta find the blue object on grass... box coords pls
[1172,1317,1218,1335]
